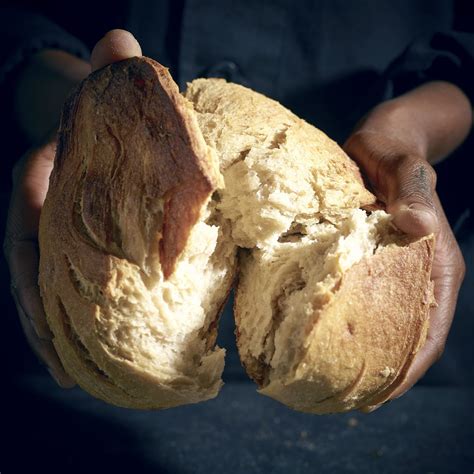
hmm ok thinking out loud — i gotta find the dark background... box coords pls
[0,1,473,472]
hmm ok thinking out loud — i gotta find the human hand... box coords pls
[344,84,470,409]
[4,29,142,387]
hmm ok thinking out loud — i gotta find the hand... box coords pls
[4,29,142,387]
[344,84,471,409]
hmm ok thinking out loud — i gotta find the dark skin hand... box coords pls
[344,81,472,409]
[4,30,142,386]
[4,30,472,404]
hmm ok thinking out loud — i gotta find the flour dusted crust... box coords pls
[39,58,435,412]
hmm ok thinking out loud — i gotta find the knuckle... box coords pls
[393,156,437,205]
[344,130,368,156]
[445,238,467,284]
[428,332,448,362]
[11,269,37,292]
[401,155,437,187]
[417,160,437,189]
[344,130,382,161]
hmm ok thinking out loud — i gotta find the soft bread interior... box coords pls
[234,209,405,387]
[91,204,236,381]
[69,202,235,376]
[186,79,375,249]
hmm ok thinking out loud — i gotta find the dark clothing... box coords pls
[0,2,473,471]
[1,1,474,143]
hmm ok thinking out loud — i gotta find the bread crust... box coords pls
[39,58,231,408]
[237,236,435,414]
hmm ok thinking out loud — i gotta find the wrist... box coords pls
[14,49,90,144]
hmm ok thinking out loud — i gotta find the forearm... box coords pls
[14,49,90,143]
[354,81,473,164]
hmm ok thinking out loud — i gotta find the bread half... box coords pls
[39,58,237,409]
[186,78,435,414]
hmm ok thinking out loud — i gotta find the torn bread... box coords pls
[186,78,435,414]
[39,58,434,412]
[39,58,237,409]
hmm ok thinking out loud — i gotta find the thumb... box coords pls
[345,131,439,238]
[91,29,142,72]
[385,158,439,237]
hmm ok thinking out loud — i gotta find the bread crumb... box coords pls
[347,417,358,427]
[379,366,394,377]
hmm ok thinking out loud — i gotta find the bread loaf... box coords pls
[39,57,435,412]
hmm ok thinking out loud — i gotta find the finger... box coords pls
[13,284,75,388]
[91,29,142,72]
[386,157,438,237]
[388,197,464,400]
[360,400,392,414]
[388,275,460,400]
[6,142,56,242]
[5,146,56,337]
[344,131,439,237]
[5,143,74,387]
[8,240,52,340]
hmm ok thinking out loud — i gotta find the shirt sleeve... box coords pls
[0,6,89,86]
[386,31,474,104]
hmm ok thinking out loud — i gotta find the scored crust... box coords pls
[39,58,236,409]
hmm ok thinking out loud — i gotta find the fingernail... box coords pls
[392,390,408,400]
[360,403,382,413]
[396,202,429,213]
[398,204,432,219]
[392,205,438,236]
[407,203,427,211]
[409,208,436,220]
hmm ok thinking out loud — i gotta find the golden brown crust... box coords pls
[53,58,220,279]
[252,236,435,414]
[39,58,228,409]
